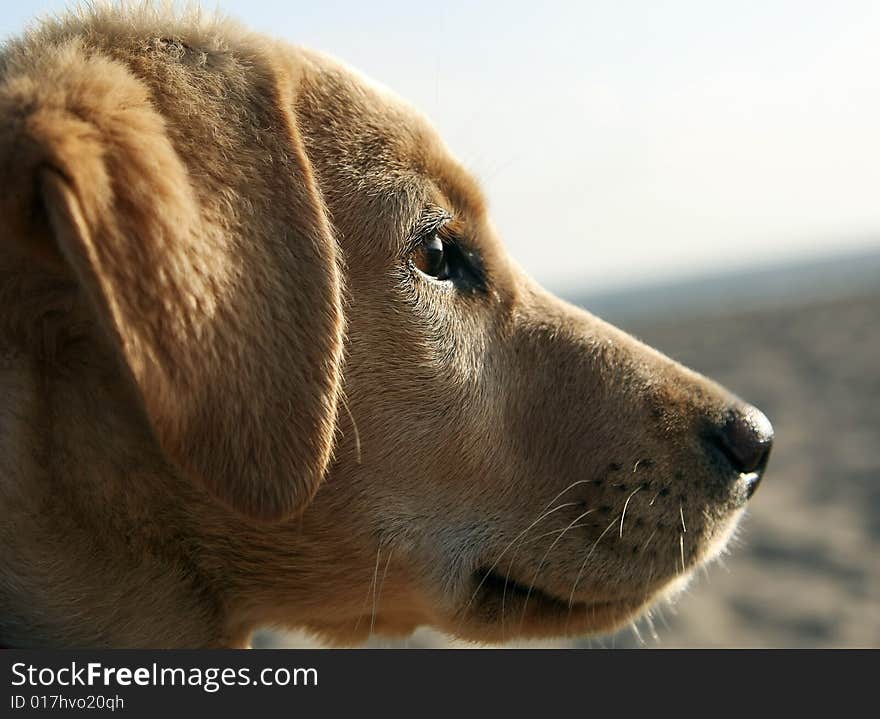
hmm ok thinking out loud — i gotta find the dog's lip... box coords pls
[453,565,655,639]
[455,566,670,640]
[470,566,634,616]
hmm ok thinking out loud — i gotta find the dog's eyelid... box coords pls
[401,207,488,291]
[403,206,454,256]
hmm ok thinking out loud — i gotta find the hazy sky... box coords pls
[4,1,879,291]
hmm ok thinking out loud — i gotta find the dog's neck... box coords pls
[1,309,395,647]
[0,338,234,647]
[0,348,370,648]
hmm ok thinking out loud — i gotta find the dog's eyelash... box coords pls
[404,209,454,256]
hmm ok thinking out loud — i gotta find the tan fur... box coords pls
[0,4,768,647]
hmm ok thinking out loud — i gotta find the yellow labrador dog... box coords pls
[0,5,772,648]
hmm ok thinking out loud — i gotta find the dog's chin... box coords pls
[445,508,747,644]
[447,569,655,642]
[301,509,745,647]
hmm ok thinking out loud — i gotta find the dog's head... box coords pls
[0,9,771,646]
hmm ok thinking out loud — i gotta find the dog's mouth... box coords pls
[463,566,648,638]
[475,567,582,608]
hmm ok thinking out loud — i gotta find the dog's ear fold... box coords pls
[1,52,344,521]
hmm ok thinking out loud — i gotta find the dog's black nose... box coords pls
[707,405,773,494]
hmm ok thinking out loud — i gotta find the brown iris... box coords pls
[412,233,449,279]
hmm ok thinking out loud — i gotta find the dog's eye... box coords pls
[412,233,451,280]
[407,213,486,291]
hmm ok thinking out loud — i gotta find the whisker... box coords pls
[630,618,644,645]
[500,559,514,639]
[656,603,671,630]
[520,523,595,547]
[641,528,658,553]
[700,564,712,584]
[644,609,659,642]
[619,487,641,538]
[353,543,383,636]
[340,394,362,465]
[679,504,687,533]
[370,545,394,637]
[544,478,604,507]
[679,533,685,574]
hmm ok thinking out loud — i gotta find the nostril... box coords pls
[708,405,774,476]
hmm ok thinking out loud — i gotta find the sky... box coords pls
[3,1,880,292]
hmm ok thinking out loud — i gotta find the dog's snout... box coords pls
[706,405,773,493]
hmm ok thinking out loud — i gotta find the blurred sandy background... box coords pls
[259,251,879,649]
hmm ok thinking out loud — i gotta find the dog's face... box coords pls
[0,12,771,647]
[280,56,773,643]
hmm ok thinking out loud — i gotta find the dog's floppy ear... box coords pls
[0,49,344,520]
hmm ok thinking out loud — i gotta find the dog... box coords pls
[0,5,772,648]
